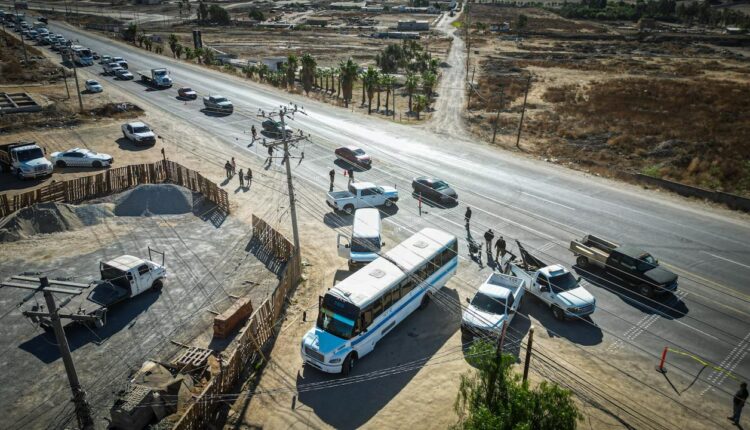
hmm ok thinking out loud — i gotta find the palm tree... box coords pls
[286,54,298,89]
[175,43,183,59]
[413,94,427,120]
[404,71,419,113]
[258,63,269,81]
[360,71,367,106]
[381,74,394,115]
[339,58,359,107]
[336,69,342,99]
[300,53,316,95]
[194,47,204,64]
[330,67,338,96]
[421,70,437,103]
[168,34,179,58]
[363,67,379,114]
[184,47,193,60]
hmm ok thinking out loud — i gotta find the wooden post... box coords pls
[522,326,534,383]
[515,76,531,150]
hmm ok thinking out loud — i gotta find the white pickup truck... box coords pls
[326,182,399,215]
[461,272,525,338]
[506,242,596,321]
[0,142,53,180]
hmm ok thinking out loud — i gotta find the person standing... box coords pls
[495,235,507,261]
[347,168,354,184]
[484,229,495,256]
[329,169,335,191]
[730,382,749,425]
[238,168,244,188]
[231,157,236,175]
[251,125,257,140]
[246,167,253,183]
[224,161,232,178]
[465,206,472,228]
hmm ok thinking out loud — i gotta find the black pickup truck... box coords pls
[569,234,678,298]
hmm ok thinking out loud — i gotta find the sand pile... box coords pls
[0,202,114,242]
[113,184,193,217]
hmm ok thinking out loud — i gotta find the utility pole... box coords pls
[522,326,535,384]
[491,84,504,145]
[258,104,309,262]
[15,2,29,65]
[464,4,471,77]
[66,42,84,112]
[61,68,70,99]
[515,75,531,150]
[1,276,98,429]
[467,66,475,110]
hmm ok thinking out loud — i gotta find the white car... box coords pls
[85,79,103,93]
[99,54,112,64]
[115,69,134,80]
[104,62,122,75]
[112,56,128,69]
[51,148,113,168]
[121,121,156,145]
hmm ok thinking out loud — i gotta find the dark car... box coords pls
[412,176,458,205]
[605,247,678,297]
[178,87,197,99]
[261,118,292,137]
[334,145,371,168]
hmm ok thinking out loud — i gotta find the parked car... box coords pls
[411,176,458,206]
[92,51,100,60]
[334,145,371,168]
[51,148,113,168]
[177,87,197,99]
[121,121,156,145]
[115,68,134,80]
[261,118,292,137]
[85,79,103,93]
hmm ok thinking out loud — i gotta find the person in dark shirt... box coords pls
[730,382,749,425]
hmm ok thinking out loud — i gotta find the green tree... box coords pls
[363,67,380,114]
[454,341,581,430]
[137,34,146,48]
[184,47,193,60]
[300,53,316,95]
[258,63,269,81]
[421,70,437,103]
[404,71,419,112]
[248,8,265,21]
[123,23,137,43]
[381,74,395,115]
[517,14,528,35]
[413,94,427,119]
[198,1,209,21]
[194,47,204,64]
[168,33,179,58]
[209,5,230,24]
[175,43,183,59]
[202,48,215,65]
[339,58,359,107]
[286,54,298,88]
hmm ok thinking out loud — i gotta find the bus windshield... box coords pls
[317,307,355,339]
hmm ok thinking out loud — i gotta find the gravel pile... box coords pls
[0,202,113,242]
[113,184,193,217]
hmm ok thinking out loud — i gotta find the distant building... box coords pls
[397,20,430,31]
[331,1,366,10]
[135,0,164,4]
[305,18,329,27]
[262,56,288,72]
[372,31,420,40]
[361,5,385,12]
[396,5,440,14]
[726,26,745,34]
[490,22,510,32]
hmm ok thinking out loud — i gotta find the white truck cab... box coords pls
[97,255,166,300]
[462,273,525,338]
[337,208,384,270]
[510,263,596,320]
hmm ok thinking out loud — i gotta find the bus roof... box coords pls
[329,228,455,308]
[352,208,380,239]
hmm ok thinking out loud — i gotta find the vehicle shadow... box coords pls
[573,265,688,320]
[520,295,603,346]
[52,165,109,174]
[461,305,531,366]
[333,159,370,172]
[0,176,50,192]
[175,96,197,102]
[115,137,154,151]
[410,191,459,209]
[297,288,459,429]
[200,108,232,117]
[17,289,161,363]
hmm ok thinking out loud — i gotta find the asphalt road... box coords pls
[40,20,750,425]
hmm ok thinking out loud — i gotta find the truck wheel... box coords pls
[419,294,430,310]
[639,284,655,299]
[341,353,356,377]
[152,280,163,291]
[343,205,355,215]
[56,160,66,167]
[122,131,129,140]
[576,256,589,268]
[16,170,24,180]
[552,305,565,321]
[384,199,394,208]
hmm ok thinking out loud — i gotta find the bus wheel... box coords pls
[342,353,356,376]
[419,294,430,310]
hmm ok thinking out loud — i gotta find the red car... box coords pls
[178,87,197,100]
[335,145,371,168]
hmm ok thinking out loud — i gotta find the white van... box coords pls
[337,208,383,270]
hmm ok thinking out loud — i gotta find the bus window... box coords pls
[372,298,383,319]
[392,287,402,302]
[382,291,393,310]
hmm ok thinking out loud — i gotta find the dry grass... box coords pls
[1,34,61,84]
[534,78,750,195]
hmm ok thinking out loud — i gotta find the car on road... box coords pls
[121,121,156,145]
[115,68,134,80]
[261,118,292,137]
[461,273,525,339]
[334,145,371,168]
[203,95,233,113]
[99,54,112,64]
[85,79,103,93]
[103,62,122,75]
[51,148,113,168]
[177,87,197,99]
[411,176,458,206]
[112,56,128,69]
[326,182,398,215]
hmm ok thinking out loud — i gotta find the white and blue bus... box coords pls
[301,227,458,375]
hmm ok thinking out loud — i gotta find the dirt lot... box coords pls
[463,4,750,197]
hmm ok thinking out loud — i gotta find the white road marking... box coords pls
[520,192,576,211]
[701,252,750,271]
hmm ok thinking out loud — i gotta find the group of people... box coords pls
[464,206,506,264]
[224,157,252,189]
[328,168,355,191]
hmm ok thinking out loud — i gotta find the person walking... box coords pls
[730,382,749,425]
[495,235,507,261]
[231,157,236,175]
[251,125,257,140]
[465,206,472,228]
[267,146,274,165]
[347,168,354,184]
[329,169,335,191]
[484,229,495,256]
[224,161,232,178]
[238,168,244,188]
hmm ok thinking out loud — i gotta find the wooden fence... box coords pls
[172,216,301,430]
[0,160,229,217]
